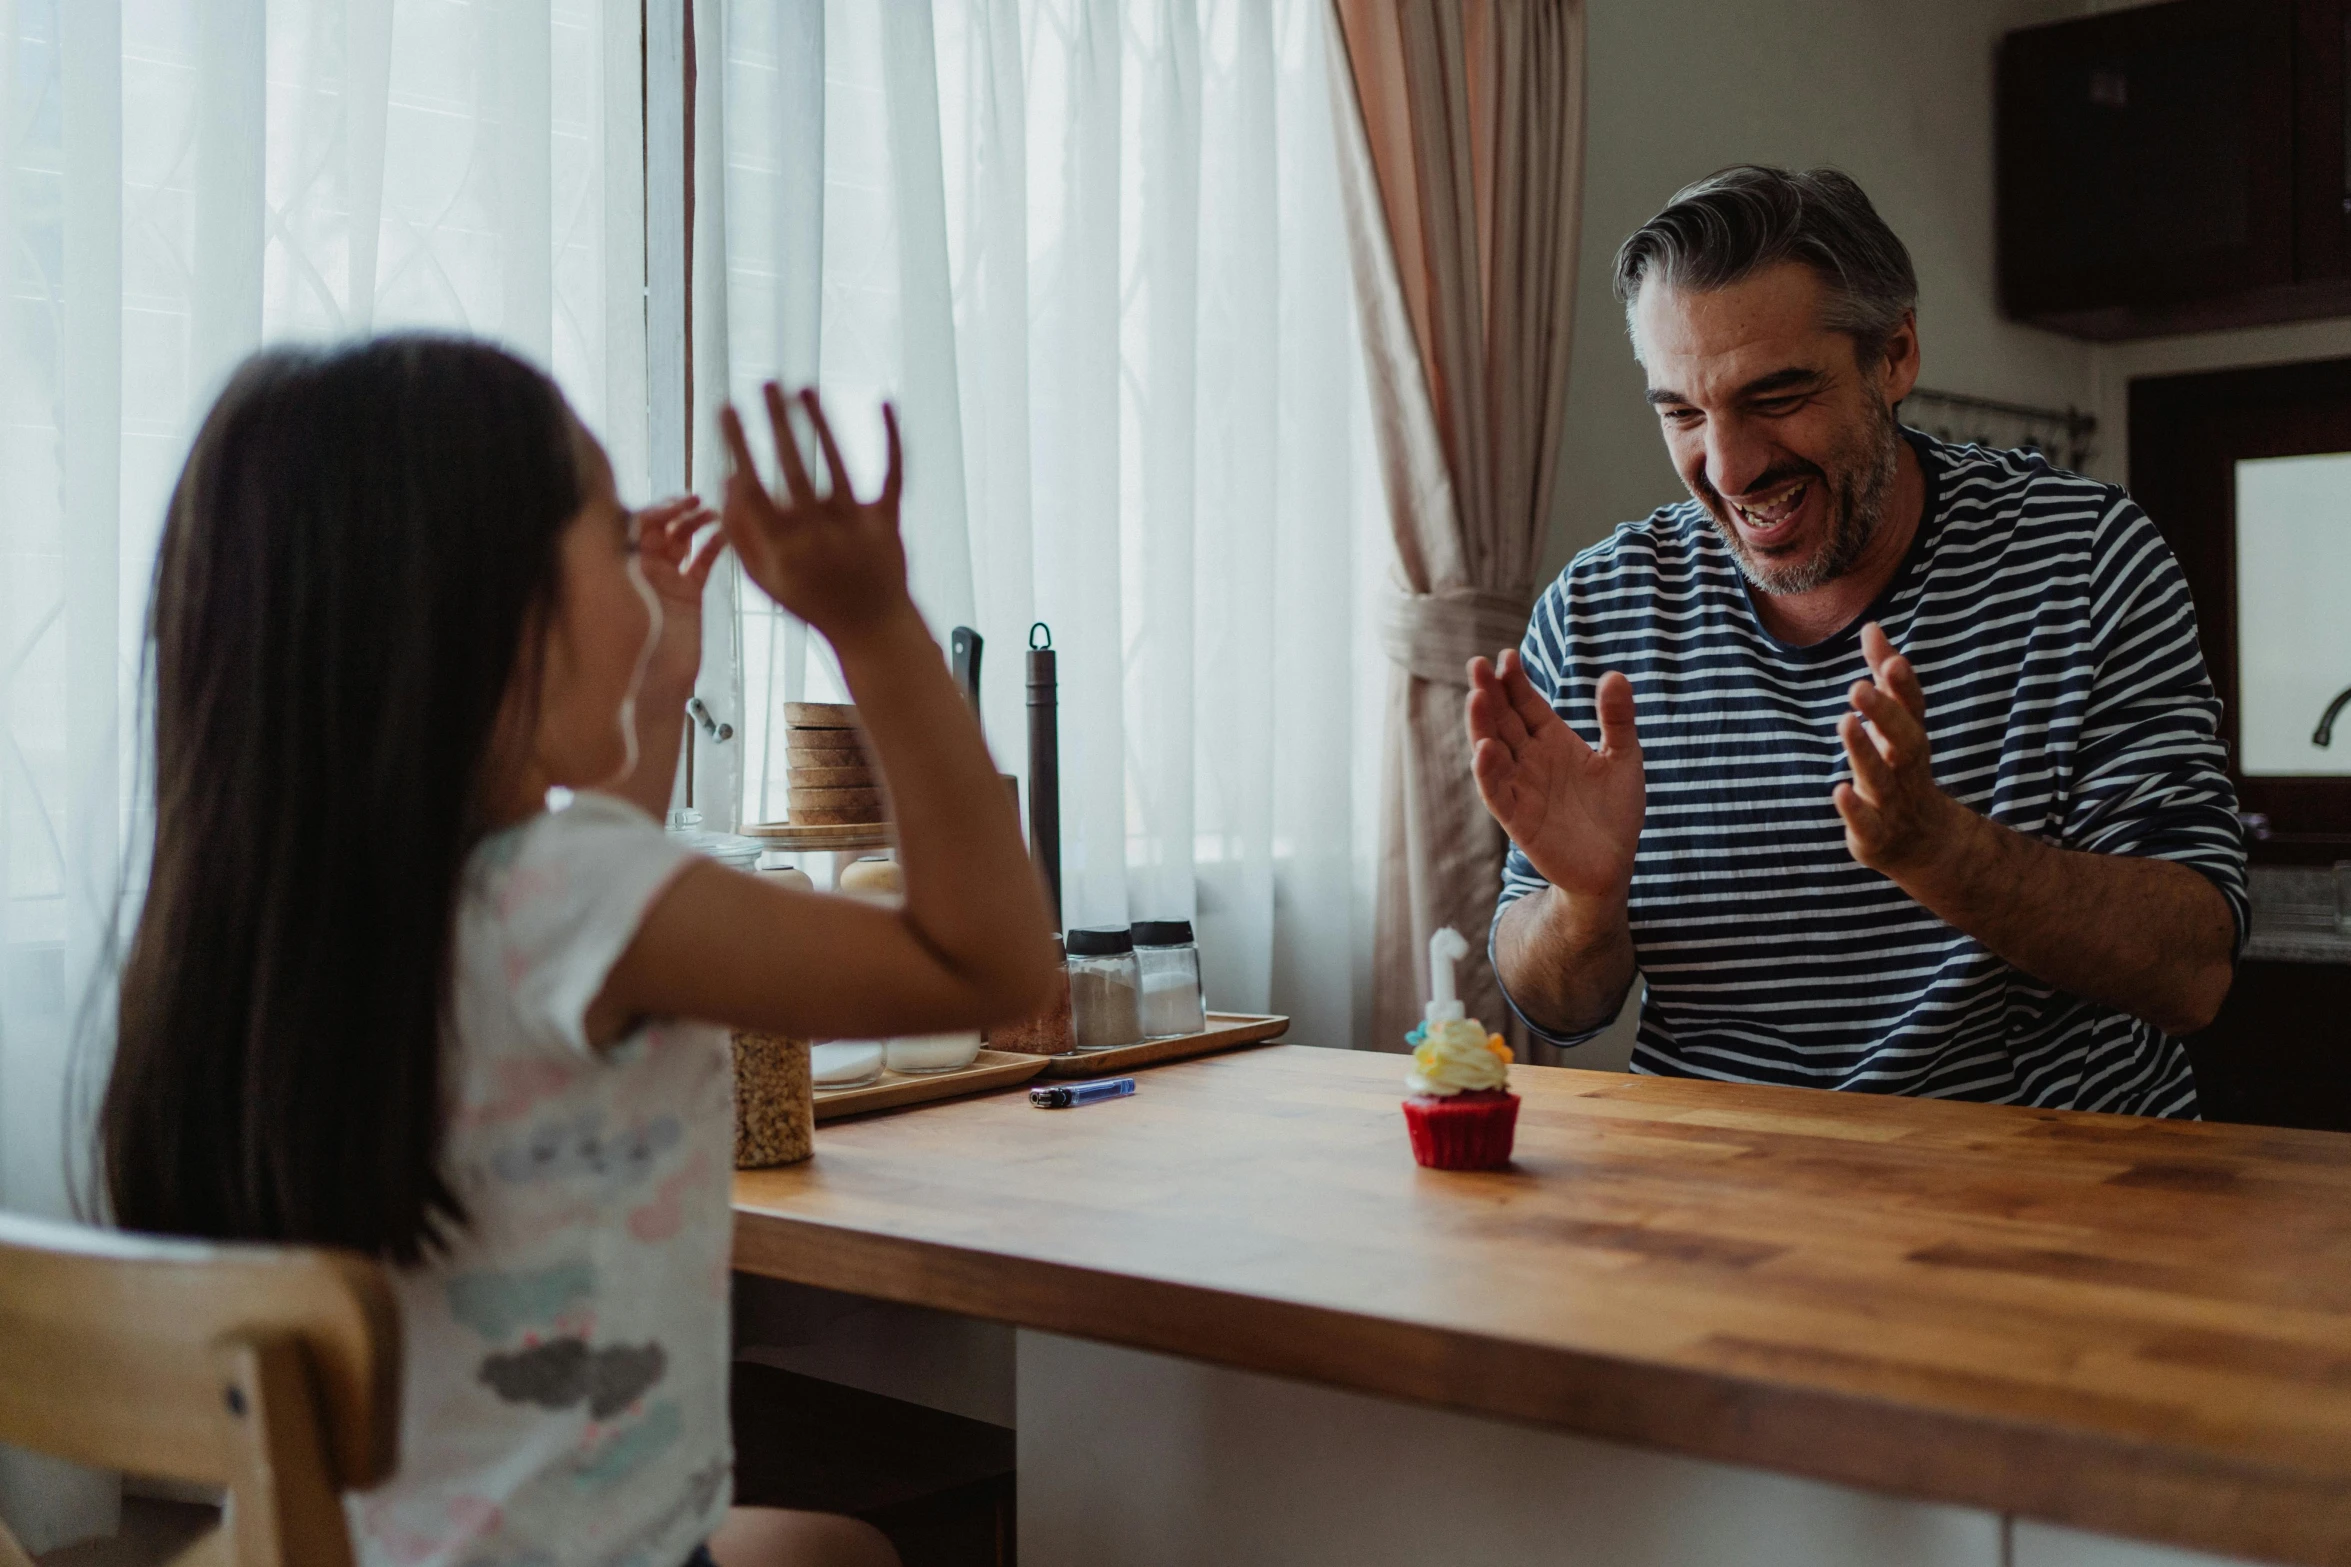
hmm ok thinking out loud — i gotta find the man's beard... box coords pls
[1696,397,1901,596]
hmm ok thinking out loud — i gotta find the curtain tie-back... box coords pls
[1380,587,1533,687]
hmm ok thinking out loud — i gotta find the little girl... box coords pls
[98,337,1055,1567]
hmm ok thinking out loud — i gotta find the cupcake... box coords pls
[1401,928,1518,1170]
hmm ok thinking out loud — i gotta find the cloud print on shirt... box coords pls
[490,1111,681,1190]
[478,1338,667,1419]
[446,1261,596,1341]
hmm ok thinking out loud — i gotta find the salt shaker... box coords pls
[1133,919,1206,1038]
[1065,927,1143,1051]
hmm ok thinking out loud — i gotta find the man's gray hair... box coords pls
[1613,166,1918,360]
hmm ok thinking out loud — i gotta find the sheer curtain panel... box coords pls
[706,0,1388,1049]
[0,2,649,1549]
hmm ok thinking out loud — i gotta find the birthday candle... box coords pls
[1427,927,1468,1023]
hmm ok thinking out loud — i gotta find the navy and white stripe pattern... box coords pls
[1496,432,2246,1118]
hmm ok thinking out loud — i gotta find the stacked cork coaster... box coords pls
[785,701,885,825]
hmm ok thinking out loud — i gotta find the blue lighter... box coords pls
[1029,1077,1136,1109]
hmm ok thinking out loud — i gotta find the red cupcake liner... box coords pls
[1402,1089,1519,1170]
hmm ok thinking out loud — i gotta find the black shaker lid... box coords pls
[1132,919,1194,946]
[1064,925,1134,956]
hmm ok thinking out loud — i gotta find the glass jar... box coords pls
[1065,927,1143,1052]
[731,1031,813,1168]
[664,814,766,874]
[989,935,1075,1056]
[1133,919,1206,1039]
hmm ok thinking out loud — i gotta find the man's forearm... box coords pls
[1493,885,1638,1039]
[1894,804,2235,1036]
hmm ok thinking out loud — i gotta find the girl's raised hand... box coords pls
[632,495,719,692]
[635,495,721,615]
[719,386,912,648]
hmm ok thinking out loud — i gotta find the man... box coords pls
[1472,166,2242,1116]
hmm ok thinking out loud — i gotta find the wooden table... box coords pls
[732,1044,2351,1567]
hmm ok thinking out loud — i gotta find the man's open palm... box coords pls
[1466,652,1645,900]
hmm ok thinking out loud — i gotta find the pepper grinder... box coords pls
[1028,622,1062,930]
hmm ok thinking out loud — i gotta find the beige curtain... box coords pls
[1327,0,1586,1052]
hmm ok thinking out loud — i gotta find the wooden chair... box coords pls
[0,1212,399,1567]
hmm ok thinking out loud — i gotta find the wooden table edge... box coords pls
[730,1204,2351,1567]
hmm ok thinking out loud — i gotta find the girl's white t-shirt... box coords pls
[348,793,733,1567]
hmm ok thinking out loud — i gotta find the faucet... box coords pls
[2316,683,2351,748]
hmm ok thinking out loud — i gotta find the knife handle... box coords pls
[951,626,983,711]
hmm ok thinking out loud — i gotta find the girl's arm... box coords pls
[592,389,1057,1045]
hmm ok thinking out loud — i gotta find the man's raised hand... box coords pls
[1832,620,1966,877]
[1466,651,1645,902]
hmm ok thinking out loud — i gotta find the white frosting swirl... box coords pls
[1405,1017,1510,1097]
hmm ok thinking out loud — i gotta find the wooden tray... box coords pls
[813,1047,1047,1121]
[740,820,896,852]
[1037,1013,1289,1077]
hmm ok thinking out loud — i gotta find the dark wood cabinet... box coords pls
[2293,0,2351,283]
[1998,0,2351,338]
[2185,959,2351,1130]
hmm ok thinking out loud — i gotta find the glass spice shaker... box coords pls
[1133,919,1207,1039]
[1065,926,1143,1052]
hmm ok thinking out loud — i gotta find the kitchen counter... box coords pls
[732,1044,2351,1567]
[2245,865,2351,963]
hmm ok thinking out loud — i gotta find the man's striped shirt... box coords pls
[1495,432,2246,1118]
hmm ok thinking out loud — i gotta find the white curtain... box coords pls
[705,0,1387,1049]
[0,1,648,1549]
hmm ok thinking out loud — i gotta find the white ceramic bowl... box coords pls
[883,1032,984,1074]
[810,1040,885,1088]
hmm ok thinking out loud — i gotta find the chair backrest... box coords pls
[0,1212,399,1567]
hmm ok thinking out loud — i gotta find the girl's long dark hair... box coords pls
[102,336,584,1263]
